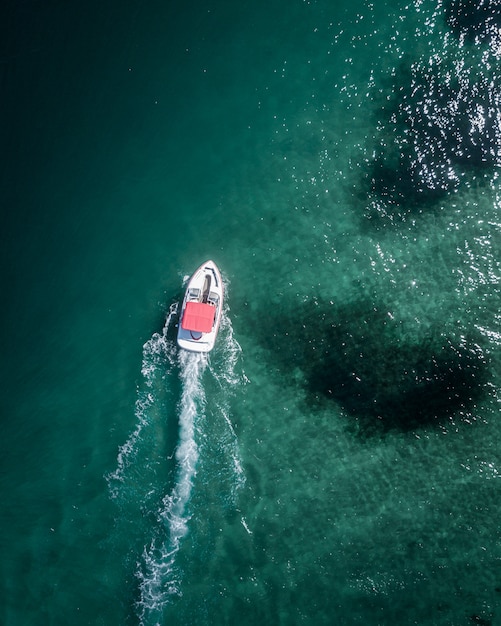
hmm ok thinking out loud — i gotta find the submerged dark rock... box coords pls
[446,0,501,46]
[363,55,501,221]
[264,298,489,433]
[361,0,501,223]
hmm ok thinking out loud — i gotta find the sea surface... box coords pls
[1,0,501,624]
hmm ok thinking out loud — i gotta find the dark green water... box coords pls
[2,0,501,624]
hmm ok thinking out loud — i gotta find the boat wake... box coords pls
[107,285,245,626]
[106,303,179,502]
[137,349,207,624]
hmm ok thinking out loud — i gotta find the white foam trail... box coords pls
[137,350,207,624]
[136,292,246,624]
[107,303,178,498]
[209,305,243,386]
[209,288,247,497]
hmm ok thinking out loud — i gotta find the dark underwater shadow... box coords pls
[357,29,501,228]
[445,0,501,45]
[257,296,490,436]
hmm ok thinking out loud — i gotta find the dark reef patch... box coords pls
[360,2,501,226]
[446,0,501,46]
[362,57,501,223]
[363,65,455,212]
[261,297,489,433]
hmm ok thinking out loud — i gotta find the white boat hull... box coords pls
[177,260,224,353]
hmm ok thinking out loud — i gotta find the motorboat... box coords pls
[177,260,224,353]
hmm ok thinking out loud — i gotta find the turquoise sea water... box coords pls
[2,0,501,624]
